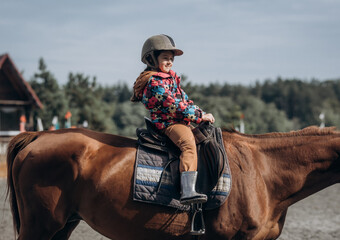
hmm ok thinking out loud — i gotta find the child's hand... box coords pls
[202,113,215,123]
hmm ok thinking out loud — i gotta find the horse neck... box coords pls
[226,129,340,207]
[261,133,340,206]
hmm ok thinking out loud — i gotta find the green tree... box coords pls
[236,95,295,133]
[29,58,67,130]
[64,73,116,132]
[28,57,340,135]
[113,101,148,137]
[193,96,241,129]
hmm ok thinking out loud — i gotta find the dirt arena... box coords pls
[0,178,339,240]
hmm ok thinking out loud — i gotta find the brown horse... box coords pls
[6,126,340,240]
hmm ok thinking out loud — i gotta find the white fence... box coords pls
[0,142,8,156]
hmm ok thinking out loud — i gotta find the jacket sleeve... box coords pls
[177,88,205,124]
[142,76,205,124]
[141,76,165,110]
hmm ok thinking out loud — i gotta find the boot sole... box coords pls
[180,196,207,205]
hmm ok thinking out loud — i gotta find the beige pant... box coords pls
[162,124,197,172]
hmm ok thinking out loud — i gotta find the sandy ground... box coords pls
[0,178,339,240]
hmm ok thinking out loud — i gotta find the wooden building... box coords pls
[0,53,42,155]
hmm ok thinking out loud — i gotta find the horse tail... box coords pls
[6,131,40,234]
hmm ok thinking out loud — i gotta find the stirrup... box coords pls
[190,203,205,236]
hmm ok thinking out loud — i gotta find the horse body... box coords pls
[7,127,340,240]
[213,128,340,239]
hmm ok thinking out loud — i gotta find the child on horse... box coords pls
[131,34,215,205]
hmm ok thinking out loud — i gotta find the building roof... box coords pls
[0,53,43,109]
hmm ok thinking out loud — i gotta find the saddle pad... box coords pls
[133,131,232,211]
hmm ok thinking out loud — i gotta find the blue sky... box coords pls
[1,0,339,86]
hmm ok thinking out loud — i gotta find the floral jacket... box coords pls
[141,70,205,130]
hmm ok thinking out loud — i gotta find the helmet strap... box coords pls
[145,52,158,69]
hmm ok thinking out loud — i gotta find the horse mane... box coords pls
[222,126,339,138]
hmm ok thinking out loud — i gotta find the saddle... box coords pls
[136,118,227,195]
[135,119,230,235]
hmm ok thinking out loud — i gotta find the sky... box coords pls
[1,0,339,87]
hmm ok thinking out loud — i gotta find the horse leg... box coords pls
[12,139,80,240]
[16,215,64,240]
[16,206,68,240]
[16,184,71,240]
[51,220,80,240]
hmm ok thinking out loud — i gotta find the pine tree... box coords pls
[64,73,116,132]
[29,58,67,130]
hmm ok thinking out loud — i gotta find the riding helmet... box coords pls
[141,34,183,68]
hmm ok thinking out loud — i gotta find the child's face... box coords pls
[157,51,174,73]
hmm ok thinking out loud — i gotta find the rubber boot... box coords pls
[180,171,207,205]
